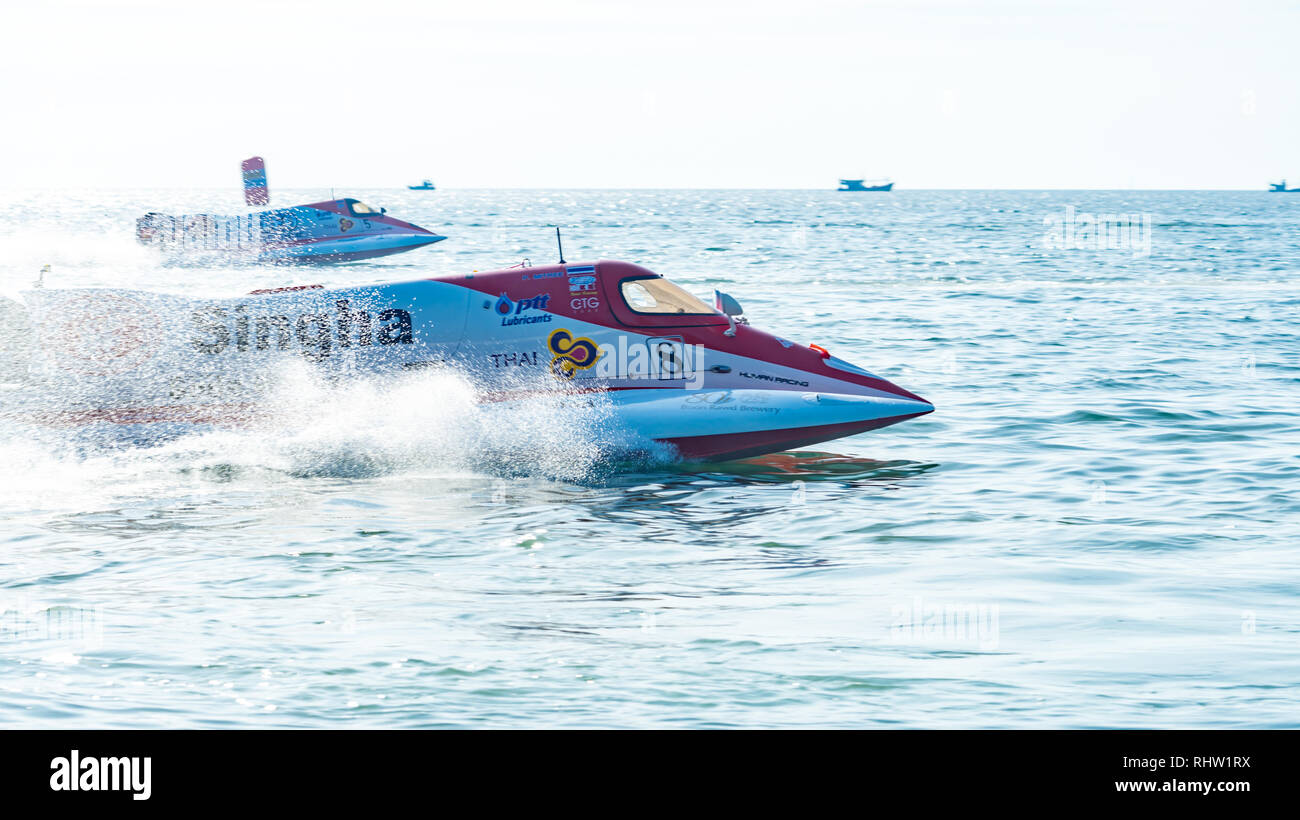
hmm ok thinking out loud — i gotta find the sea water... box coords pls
[0,189,1296,727]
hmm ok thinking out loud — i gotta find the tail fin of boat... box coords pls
[241,156,269,206]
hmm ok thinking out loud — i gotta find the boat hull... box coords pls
[5,389,933,463]
[606,388,931,460]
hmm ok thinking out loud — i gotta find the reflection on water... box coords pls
[687,451,940,483]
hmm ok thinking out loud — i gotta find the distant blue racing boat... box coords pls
[1269,180,1298,192]
[136,199,446,264]
[136,158,446,264]
[408,179,436,190]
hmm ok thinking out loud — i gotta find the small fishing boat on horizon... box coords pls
[408,179,437,191]
[838,178,894,192]
[1269,180,1298,192]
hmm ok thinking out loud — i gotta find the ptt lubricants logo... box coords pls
[547,328,599,378]
[495,293,553,327]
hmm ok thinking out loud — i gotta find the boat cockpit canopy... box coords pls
[346,200,381,216]
[620,276,714,315]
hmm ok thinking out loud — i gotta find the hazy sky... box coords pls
[3,0,1297,189]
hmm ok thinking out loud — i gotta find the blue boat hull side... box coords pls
[261,233,447,264]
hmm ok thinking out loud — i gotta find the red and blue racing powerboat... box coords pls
[1,260,932,462]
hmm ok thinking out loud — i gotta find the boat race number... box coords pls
[646,336,687,379]
[46,293,163,376]
[191,298,414,362]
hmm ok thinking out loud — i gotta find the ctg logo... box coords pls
[495,293,553,326]
[567,275,600,310]
[548,328,600,378]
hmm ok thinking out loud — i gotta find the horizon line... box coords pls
[1,186,1292,193]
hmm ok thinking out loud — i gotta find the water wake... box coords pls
[0,364,674,501]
